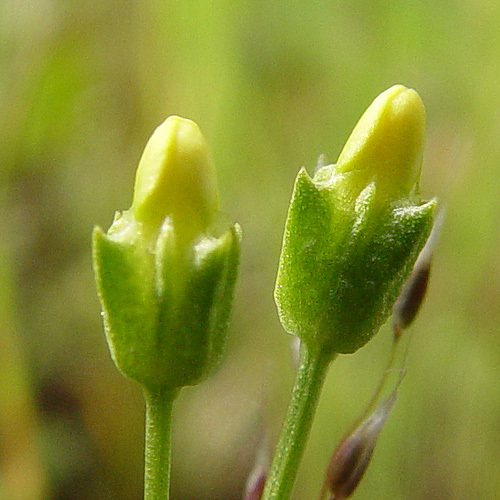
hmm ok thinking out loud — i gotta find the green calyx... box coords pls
[275,85,436,357]
[92,117,241,390]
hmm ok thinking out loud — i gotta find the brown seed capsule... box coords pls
[243,466,267,500]
[393,209,444,339]
[243,435,270,500]
[324,391,397,500]
[393,259,431,339]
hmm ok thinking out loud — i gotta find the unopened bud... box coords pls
[131,115,219,242]
[336,85,425,203]
[92,116,241,389]
[324,391,397,500]
[275,85,436,356]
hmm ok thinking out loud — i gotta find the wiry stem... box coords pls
[143,387,177,500]
[262,345,332,500]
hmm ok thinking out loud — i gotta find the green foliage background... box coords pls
[1,1,499,499]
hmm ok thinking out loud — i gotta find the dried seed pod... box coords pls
[243,466,267,500]
[393,259,431,339]
[275,86,436,357]
[324,391,397,500]
[243,435,270,500]
[393,209,444,339]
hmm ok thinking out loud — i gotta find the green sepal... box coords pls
[153,220,241,387]
[319,195,436,354]
[92,219,241,390]
[274,168,351,348]
[92,223,159,385]
[275,168,436,357]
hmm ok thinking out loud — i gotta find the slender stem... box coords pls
[143,386,177,500]
[348,327,414,436]
[262,344,333,500]
[348,339,399,433]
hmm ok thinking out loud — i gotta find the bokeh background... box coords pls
[1,1,499,499]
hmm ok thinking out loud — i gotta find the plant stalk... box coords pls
[144,387,177,500]
[262,344,332,500]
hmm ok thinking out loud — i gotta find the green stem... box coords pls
[262,345,333,500]
[143,387,177,500]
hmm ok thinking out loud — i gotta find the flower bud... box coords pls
[335,85,425,203]
[92,117,240,390]
[275,85,436,356]
[131,115,219,242]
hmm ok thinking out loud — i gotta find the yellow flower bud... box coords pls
[335,85,426,203]
[275,85,435,356]
[131,116,219,241]
[93,116,241,389]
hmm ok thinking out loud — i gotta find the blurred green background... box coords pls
[1,1,499,499]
